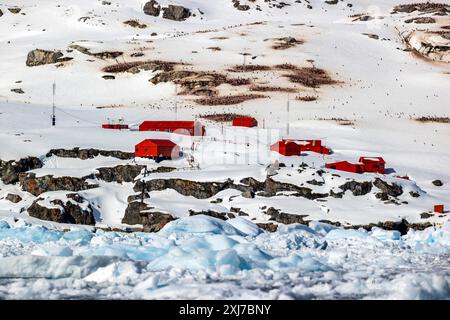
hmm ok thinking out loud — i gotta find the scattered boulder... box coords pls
[19,173,98,197]
[143,0,161,17]
[338,180,372,196]
[28,194,95,225]
[26,49,64,67]
[122,201,175,232]
[373,178,403,197]
[5,194,22,203]
[8,7,21,14]
[420,212,434,219]
[162,5,191,21]
[405,17,436,24]
[189,209,233,220]
[409,191,420,198]
[95,165,144,183]
[325,0,338,5]
[10,88,24,94]
[102,75,115,80]
[69,44,122,59]
[432,179,443,187]
[0,9,3,17]
[257,222,278,232]
[0,157,43,185]
[242,190,255,199]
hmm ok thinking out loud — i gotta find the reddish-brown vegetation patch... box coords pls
[227,64,272,72]
[414,116,450,123]
[392,3,449,14]
[199,113,251,122]
[225,78,252,86]
[274,63,299,70]
[285,67,337,88]
[123,20,147,28]
[195,94,267,106]
[249,85,297,93]
[296,95,317,102]
[102,60,181,73]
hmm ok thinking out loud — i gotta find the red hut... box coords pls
[139,121,205,136]
[434,205,444,214]
[359,157,385,174]
[325,161,364,173]
[296,140,331,155]
[135,139,180,159]
[270,140,301,156]
[232,117,258,128]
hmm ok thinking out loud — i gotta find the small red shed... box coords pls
[135,139,180,159]
[359,157,386,174]
[296,140,331,155]
[270,140,301,156]
[434,204,444,214]
[326,161,364,173]
[139,121,205,136]
[232,117,258,128]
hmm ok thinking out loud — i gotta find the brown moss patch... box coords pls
[296,95,317,102]
[123,20,147,29]
[199,113,252,122]
[195,94,267,106]
[414,116,450,123]
[249,85,296,93]
[227,64,272,72]
[285,67,337,88]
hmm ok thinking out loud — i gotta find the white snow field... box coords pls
[0,0,449,299]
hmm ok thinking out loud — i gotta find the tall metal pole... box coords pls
[52,82,56,126]
[286,94,290,136]
[175,83,178,120]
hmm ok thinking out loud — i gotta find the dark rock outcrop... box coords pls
[143,0,161,16]
[20,173,97,196]
[0,157,43,185]
[257,222,278,232]
[162,5,191,21]
[266,207,309,225]
[0,9,3,17]
[5,194,22,203]
[373,178,403,197]
[432,179,443,186]
[189,209,234,220]
[325,0,338,4]
[95,165,144,183]
[122,201,175,232]
[46,148,134,160]
[28,194,95,225]
[69,44,123,59]
[338,180,372,196]
[8,7,21,14]
[26,49,64,67]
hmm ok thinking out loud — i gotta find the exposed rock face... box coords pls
[189,209,233,220]
[26,49,64,67]
[162,5,191,21]
[266,207,309,225]
[325,0,338,4]
[5,194,22,203]
[0,157,43,185]
[68,45,123,59]
[373,178,403,197]
[338,181,372,196]
[405,17,436,24]
[432,179,443,186]
[95,165,144,183]
[122,201,175,232]
[20,173,97,197]
[257,222,278,232]
[232,0,250,11]
[143,0,161,16]
[28,194,95,225]
[0,9,3,17]
[150,70,196,85]
[46,148,134,160]
[8,7,21,14]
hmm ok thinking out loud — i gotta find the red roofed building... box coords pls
[270,140,301,156]
[296,140,332,155]
[135,139,180,159]
[359,157,386,174]
[102,124,129,130]
[232,117,258,128]
[325,161,365,173]
[139,121,205,136]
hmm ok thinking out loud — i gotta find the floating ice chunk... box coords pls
[384,273,450,300]
[370,227,401,241]
[159,215,244,238]
[0,220,10,230]
[325,228,369,241]
[309,221,339,236]
[0,225,63,243]
[62,229,93,245]
[84,261,140,284]
[227,217,263,237]
[31,246,73,257]
[182,234,239,252]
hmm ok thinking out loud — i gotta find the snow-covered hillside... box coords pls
[0,0,449,299]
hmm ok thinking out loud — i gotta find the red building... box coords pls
[270,140,301,156]
[135,139,180,159]
[232,117,258,128]
[296,140,331,155]
[434,204,444,214]
[359,157,386,174]
[325,161,364,173]
[139,121,205,136]
[102,124,129,130]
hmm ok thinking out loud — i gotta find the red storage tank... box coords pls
[139,121,205,136]
[135,139,180,159]
[270,140,301,156]
[232,117,258,128]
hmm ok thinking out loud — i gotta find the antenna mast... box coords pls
[286,94,290,136]
[52,82,56,126]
